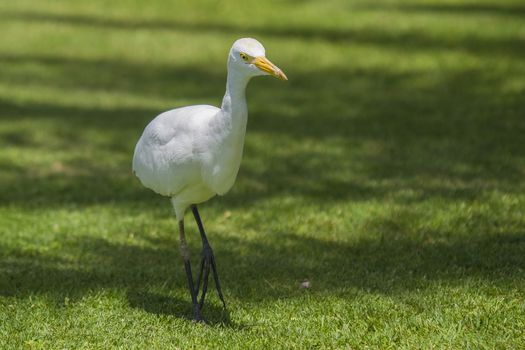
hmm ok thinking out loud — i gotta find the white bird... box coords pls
[132,38,287,321]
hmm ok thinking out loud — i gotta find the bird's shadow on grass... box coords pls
[126,290,235,327]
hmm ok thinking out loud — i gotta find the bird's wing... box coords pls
[132,105,220,196]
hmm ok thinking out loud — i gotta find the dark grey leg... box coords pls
[178,220,202,321]
[192,205,227,310]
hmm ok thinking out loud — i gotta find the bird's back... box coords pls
[132,105,220,197]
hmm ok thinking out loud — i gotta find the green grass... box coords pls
[1,0,525,348]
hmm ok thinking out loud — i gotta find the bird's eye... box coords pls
[240,53,248,61]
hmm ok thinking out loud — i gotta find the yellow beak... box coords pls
[252,56,288,81]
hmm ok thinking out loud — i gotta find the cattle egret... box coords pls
[132,38,287,321]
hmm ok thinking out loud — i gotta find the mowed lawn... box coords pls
[1,0,525,348]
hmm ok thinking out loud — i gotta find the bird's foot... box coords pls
[192,305,204,323]
[195,243,226,311]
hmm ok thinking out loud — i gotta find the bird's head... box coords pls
[228,38,287,81]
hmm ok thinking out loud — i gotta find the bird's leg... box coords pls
[192,205,226,310]
[178,220,202,321]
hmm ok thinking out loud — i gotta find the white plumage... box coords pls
[133,38,287,220]
[133,105,223,216]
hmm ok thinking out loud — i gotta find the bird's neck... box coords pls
[220,69,250,131]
